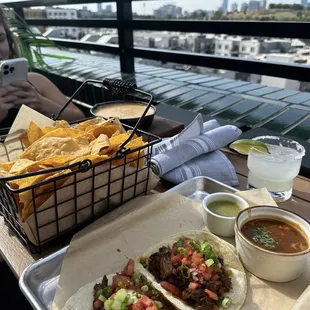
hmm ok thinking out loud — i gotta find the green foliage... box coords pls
[269,3,304,10]
[1,5,75,71]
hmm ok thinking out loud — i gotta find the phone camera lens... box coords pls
[4,70,9,75]
[3,65,9,70]
[9,67,15,72]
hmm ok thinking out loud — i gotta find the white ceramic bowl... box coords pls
[202,193,249,237]
[235,206,310,282]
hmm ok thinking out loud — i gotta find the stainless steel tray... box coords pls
[19,176,236,310]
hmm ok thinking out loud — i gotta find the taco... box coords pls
[62,259,176,310]
[137,231,247,310]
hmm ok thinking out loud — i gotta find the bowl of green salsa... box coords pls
[202,193,249,237]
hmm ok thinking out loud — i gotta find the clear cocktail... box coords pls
[247,136,305,202]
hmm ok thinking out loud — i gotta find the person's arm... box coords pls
[27,72,85,121]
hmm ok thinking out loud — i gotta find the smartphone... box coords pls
[0,58,29,87]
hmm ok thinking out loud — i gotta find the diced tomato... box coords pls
[160,281,182,297]
[112,275,131,289]
[205,267,213,274]
[211,274,220,281]
[185,247,193,255]
[204,289,219,301]
[124,258,135,277]
[181,256,190,265]
[140,295,153,307]
[192,252,203,265]
[188,282,199,290]
[132,300,144,310]
[171,254,182,264]
[199,263,206,272]
[202,272,212,281]
[93,299,104,309]
[110,294,116,300]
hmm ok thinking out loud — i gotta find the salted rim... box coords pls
[252,135,305,159]
[235,205,310,257]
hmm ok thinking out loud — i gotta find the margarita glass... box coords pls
[247,136,305,202]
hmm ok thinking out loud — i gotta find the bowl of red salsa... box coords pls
[234,206,310,282]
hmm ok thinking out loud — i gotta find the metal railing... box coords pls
[5,0,310,81]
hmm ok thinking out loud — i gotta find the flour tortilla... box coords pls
[61,265,172,310]
[137,230,247,310]
[62,275,112,310]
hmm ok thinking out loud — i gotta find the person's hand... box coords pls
[10,81,45,112]
[0,85,20,122]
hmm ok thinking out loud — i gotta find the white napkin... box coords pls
[153,114,220,155]
[162,150,239,186]
[151,124,242,176]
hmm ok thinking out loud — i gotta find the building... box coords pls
[231,2,238,12]
[78,6,91,18]
[241,2,248,12]
[220,0,229,13]
[239,39,262,57]
[214,35,242,57]
[260,0,267,9]
[301,0,308,7]
[45,7,80,40]
[194,34,215,54]
[97,3,102,12]
[24,9,46,19]
[248,1,260,11]
[154,5,182,18]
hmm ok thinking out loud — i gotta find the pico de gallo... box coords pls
[140,237,233,310]
[93,259,175,310]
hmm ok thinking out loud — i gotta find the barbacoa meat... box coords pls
[146,239,233,310]
[149,246,175,280]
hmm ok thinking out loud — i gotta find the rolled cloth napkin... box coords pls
[162,150,239,186]
[153,114,220,155]
[151,124,242,176]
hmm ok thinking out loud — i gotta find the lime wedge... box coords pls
[229,139,269,155]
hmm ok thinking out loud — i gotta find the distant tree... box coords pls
[297,10,303,19]
[211,10,223,20]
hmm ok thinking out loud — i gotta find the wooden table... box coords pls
[1,148,309,278]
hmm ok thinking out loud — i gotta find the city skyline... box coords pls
[1,0,303,14]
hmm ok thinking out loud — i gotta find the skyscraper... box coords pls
[221,0,229,13]
[260,0,267,9]
[97,3,102,12]
[231,2,238,12]
[301,0,308,7]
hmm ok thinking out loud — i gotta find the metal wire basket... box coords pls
[0,79,161,253]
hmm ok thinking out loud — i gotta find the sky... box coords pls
[1,0,302,14]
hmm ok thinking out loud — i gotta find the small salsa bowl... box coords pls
[202,192,249,237]
[235,206,310,282]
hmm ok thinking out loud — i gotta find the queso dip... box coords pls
[95,103,154,120]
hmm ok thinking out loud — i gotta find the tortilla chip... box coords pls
[111,130,121,138]
[27,121,43,145]
[70,154,109,165]
[55,120,70,128]
[37,155,74,167]
[42,126,57,135]
[21,170,71,221]
[39,128,95,143]
[20,136,91,161]
[9,159,35,174]
[0,161,15,172]
[0,167,13,178]
[20,132,31,148]
[90,134,111,155]
[74,117,103,131]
